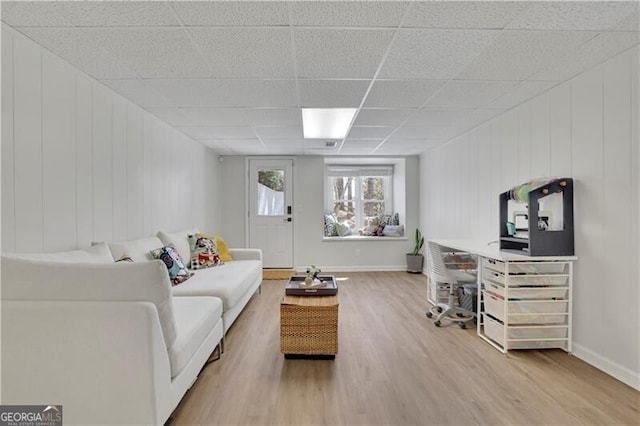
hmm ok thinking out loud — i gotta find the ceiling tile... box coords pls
[208,139,269,155]
[364,80,445,108]
[394,125,465,140]
[340,138,384,155]
[347,126,395,139]
[263,138,306,146]
[17,28,137,79]
[385,135,444,146]
[87,28,210,78]
[54,1,179,26]
[375,139,441,154]
[353,109,413,126]
[408,108,503,128]
[147,107,194,127]
[295,29,394,78]
[262,139,306,155]
[254,126,303,139]
[488,81,559,109]
[424,80,520,108]
[170,1,289,26]
[339,147,378,155]
[102,79,173,108]
[530,31,640,82]
[298,80,369,107]
[506,1,639,30]
[188,28,294,78]
[201,140,233,155]
[457,30,597,80]
[176,108,250,126]
[246,109,301,126]
[146,107,253,127]
[291,1,407,27]
[342,139,384,149]
[146,79,298,107]
[378,29,498,79]
[614,8,639,31]
[404,1,528,29]
[178,126,256,140]
[1,2,73,26]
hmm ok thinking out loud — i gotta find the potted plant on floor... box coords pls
[406,228,425,273]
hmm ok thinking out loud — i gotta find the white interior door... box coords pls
[248,159,293,268]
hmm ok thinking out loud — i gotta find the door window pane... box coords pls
[257,170,284,216]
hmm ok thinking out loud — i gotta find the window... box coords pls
[326,166,393,233]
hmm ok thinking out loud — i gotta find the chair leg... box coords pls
[427,283,476,327]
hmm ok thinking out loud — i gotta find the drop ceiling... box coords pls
[1,1,638,156]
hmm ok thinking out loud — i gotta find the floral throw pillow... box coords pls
[188,234,224,270]
[150,244,193,285]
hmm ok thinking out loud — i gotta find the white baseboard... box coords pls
[572,343,640,390]
[294,265,412,273]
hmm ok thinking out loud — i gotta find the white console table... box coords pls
[429,239,577,354]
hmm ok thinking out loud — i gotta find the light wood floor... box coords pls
[168,272,639,426]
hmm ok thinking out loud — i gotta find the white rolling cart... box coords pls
[429,239,577,354]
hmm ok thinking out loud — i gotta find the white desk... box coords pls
[428,239,576,354]
[430,239,577,262]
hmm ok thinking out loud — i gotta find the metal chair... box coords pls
[425,241,477,328]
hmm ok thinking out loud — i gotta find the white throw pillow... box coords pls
[382,225,404,237]
[107,237,165,263]
[157,229,199,267]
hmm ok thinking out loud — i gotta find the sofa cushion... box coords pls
[157,229,199,268]
[171,260,262,311]
[6,242,113,263]
[169,296,222,378]
[1,257,178,349]
[108,237,164,263]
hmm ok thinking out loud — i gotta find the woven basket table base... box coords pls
[280,295,338,357]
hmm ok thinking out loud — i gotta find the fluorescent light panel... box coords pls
[302,108,357,139]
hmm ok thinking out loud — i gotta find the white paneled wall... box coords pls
[420,46,640,389]
[1,25,219,253]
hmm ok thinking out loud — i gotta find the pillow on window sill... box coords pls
[335,222,352,236]
[382,225,404,237]
[324,213,338,237]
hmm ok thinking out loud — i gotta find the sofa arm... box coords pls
[2,300,173,425]
[1,257,178,350]
[229,248,262,262]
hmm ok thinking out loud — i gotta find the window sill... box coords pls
[322,236,407,242]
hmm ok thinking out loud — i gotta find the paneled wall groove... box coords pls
[421,46,640,389]
[1,24,220,252]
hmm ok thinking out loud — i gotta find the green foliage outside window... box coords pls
[258,170,284,192]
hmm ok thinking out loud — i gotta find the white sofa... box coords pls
[154,229,263,333]
[1,232,263,425]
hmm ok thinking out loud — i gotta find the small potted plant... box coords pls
[406,228,425,273]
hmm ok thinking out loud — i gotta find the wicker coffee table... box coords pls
[280,295,338,359]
